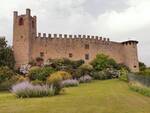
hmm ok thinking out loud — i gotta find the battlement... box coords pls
[13,8,36,18]
[122,40,138,46]
[36,33,110,42]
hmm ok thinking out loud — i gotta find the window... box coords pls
[32,20,34,28]
[40,52,44,57]
[134,65,137,68]
[69,53,73,58]
[85,44,89,49]
[85,54,89,60]
[19,17,24,25]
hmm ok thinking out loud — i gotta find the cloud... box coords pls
[0,0,150,66]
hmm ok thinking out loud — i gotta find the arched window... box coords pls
[19,17,24,26]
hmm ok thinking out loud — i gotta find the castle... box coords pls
[13,9,139,72]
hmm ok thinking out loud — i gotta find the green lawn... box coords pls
[0,79,150,113]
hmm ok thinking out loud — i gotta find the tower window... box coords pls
[40,52,44,57]
[85,54,89,60]
[69,53,73,58]
[19,17,24,26]
[85,44,89,49]
[32,21,34,28]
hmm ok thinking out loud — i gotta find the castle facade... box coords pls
[13,9,139,72]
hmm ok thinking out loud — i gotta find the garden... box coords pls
[0,37,150,113]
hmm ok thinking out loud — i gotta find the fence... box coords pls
[127,73,150,87]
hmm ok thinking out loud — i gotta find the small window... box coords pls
[85,54,89,60]
[40,52,44,57]
[20,36,23,39]
[69,53,73,58]
[134,65,137,68]
[19,18,24,26]
[32,21,34,28]
[85,44,89,49]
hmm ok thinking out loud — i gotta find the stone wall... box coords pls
[13,9,139,72]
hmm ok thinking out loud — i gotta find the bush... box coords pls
[31,80,44,85]
[17,76,29,83]
[61,79,79,87]
[119,68,128,81]
[91,71,106,80]
[0,66,18,90]
[0,66,15,83]
[91,68,119,80]
[47,71,71,94]
[79,75,92,83]
[91,54,118,71]
[28,67,55,81]
[136,68,150,76]
[11,81,55,98]
[47,58,84,70]
[129,82,150,97]
[77,64,93,77]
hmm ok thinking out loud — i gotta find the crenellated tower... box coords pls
[122,40,139,72]
[13,9,37,67]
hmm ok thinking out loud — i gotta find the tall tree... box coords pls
[0,38,15,69]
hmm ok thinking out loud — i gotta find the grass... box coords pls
[0,79,150,113]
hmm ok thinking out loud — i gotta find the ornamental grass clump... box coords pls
[61,79,79,87]
[11,81,55,98]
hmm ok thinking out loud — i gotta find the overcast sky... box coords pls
[0,0,150,66]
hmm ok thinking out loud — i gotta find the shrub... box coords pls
[11,81,55,98]
[136,68,150,76]
[28,67,55,81]
[0,66,15,83]
[79,75,92,83]
[90,54,118,71]
[78,64,93,76]
[129,82,150,97]
[91,68,119,80]
[47,58,84,70]
[47,71,71,94]
[31,80,44,85]
[61,79,79,87]
[119,67,128,81]
[91,71,106,80]
[0,66,18,90]
[17,76,29,83]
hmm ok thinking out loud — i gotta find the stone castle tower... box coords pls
[13,9,139,72]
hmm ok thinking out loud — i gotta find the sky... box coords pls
[0,0,150,66]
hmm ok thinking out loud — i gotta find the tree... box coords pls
[0,38,15,69]
[139,62,146,71]
[90,54,117,71]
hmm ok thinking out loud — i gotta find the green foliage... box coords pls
[0,37,15,69]
[76,64,93,77]
[0,66,15,83]
[0,37,7,49]
[136,68,150,76]
[91,69,119,80]
[119,68,129,81]
[28,67,55,81]
[31,80,44,85]
[129,82,150,97]
[139,62,147,71]
[0,67,21,90]
[90,54,118,71]
[47,58,84,70]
